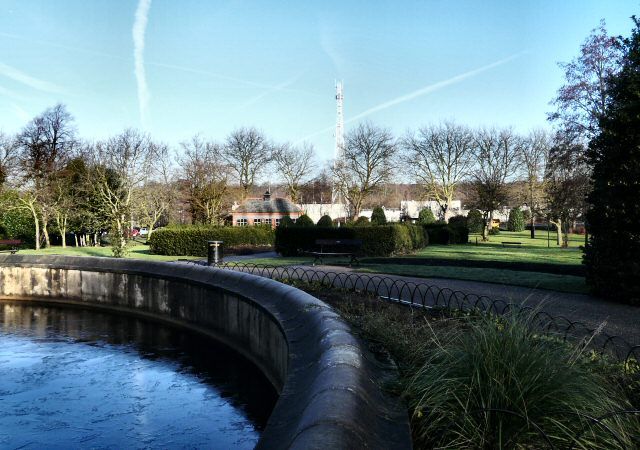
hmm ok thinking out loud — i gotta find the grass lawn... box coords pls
[412,230,585,265]
[355,264,588,294]
[17,244,201,262]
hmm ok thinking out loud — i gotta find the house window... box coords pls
[253,218,262,226]
[236,218,248,227]
[275,218,281,227]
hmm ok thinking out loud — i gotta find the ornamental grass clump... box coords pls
[404,312,638,449]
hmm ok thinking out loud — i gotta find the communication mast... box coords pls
[332,80,344,204]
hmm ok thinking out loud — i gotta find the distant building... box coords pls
[231,191,302,228]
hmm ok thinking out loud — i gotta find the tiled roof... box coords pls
[234,197,302,214]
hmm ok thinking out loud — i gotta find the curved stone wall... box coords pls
[0,255,411,449]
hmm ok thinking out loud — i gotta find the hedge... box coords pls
[275,223,427,257]
[149,225,274,256]
[424,222,469,245]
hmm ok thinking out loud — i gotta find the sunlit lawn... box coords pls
[18,244,201,262]
[411,230,585,266]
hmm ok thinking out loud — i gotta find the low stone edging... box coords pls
[0,255,411,449]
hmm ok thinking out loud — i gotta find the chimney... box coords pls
[263,190,271,201]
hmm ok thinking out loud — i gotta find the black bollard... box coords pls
[207,240,223,266]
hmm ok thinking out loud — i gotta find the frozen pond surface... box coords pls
[0,301,277,449]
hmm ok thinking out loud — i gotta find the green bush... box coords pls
[466,209,484,234]
[316,215,333,227]
[424,221,469,245]
[279,215,294,227]
[404,312,637,449]
[370,206,387,225]
[418,208,436,225]
[295,214,314,227]
[488,227,500,235]
[353,216,370,226]
[522,208,531,224]
[148,225,274,256]
[507,207,525,231]
[0,207,35,247]
[275,224,426,257]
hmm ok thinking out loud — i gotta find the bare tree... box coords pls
[545,137,590,247]
[403,122,474,220]
[0,131,18,187]
[178,135,230,225]
[548,20,623,143]
[221,127,272,200]
[519,129,550,238]
[90,129,157,257]
[15,104,76,248]
[271,142,316,203]
[467,128,522,240]
[134,143,174,239]
[332,122,396,218]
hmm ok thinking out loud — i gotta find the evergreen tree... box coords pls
[279,215,294,227]
[466,209,484,234]
[295,214,314,227]
[507,207,525,232]
[316,214,333,227]
[370,206,387,225]
[418,208,436,225]
[585,18,640,304]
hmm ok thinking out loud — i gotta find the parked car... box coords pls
[139,227,149,236]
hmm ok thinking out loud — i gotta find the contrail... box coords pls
[0,62,65,94]
[133,0,152,128]
[0,31,318,97]
[0,84,26,101]
[233,70,306,112]
[294,52,525,145]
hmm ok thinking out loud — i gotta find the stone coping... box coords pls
[0,255,411,449]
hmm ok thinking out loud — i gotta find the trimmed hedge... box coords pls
[275,224,427,257]
[424,222,469,245]
[149,225,275,256]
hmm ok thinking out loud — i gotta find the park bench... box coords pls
[0,239,22,254]
[501,241,522,247]
[307,239,362,267]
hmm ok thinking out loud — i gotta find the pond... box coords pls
[0,301,278,449]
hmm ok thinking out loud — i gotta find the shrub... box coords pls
[404,312,637,449]
[279,215,294,227]
[507,207,525,231]
[148,225,274,256]
[0,207,35,247]
[424,222,469,245]
[353,216,370,226]
[295,214,314,227]
[522,208,531,224]
[370,206,387,225]
[275,224,426,257]
[418,208,435,225]
[316,215,333,227]
[466,209,483,234]
[488,227,500,235]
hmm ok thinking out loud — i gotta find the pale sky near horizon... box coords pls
[0,1,637,162]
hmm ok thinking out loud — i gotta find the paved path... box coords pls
[211,260,640,348]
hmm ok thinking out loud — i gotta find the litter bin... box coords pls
[207,240,223,266]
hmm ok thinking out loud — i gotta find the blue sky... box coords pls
[0,0,637,161]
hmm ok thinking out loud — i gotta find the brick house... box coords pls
[231,191,302,228]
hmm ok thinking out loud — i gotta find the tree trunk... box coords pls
[29,206,40,251]
[61,227,66,248]
[74,233,79,247]
[530,215,535,239]
[42,221,50,248]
